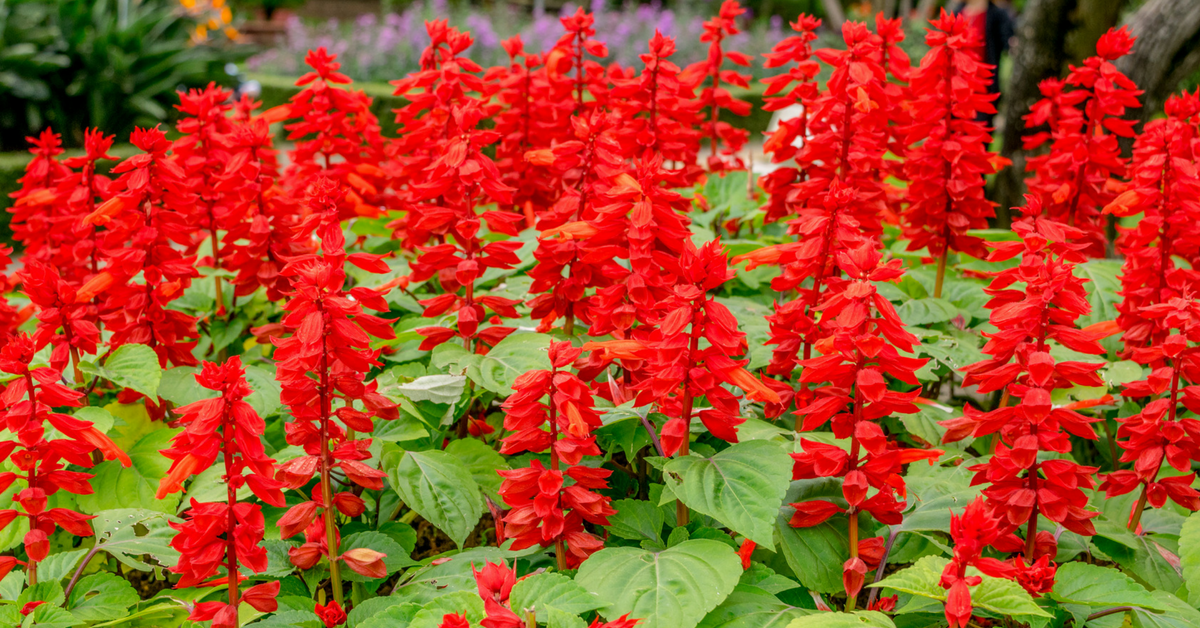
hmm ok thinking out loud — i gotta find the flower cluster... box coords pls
[157,357,283,628]
[497,341,614,568]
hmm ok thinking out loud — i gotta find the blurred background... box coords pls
[2,0,1199,210]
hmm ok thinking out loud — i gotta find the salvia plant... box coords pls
[3,4,1200,628]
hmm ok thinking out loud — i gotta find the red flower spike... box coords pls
[1023,27,1142,257]
[273,182,397,601]
[684,0,752,171]
[901,11,1005,264]
[498,341,614,568]
[0,334,124,583]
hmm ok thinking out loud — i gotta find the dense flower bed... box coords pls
[4,3,1200,628]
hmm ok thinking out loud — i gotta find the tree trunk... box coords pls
[820,0,847,30]
[994,0,1077,219]
[1117,0,1200,119]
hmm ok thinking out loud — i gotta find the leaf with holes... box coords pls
[66,572,139,622]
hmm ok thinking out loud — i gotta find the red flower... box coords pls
[901,11,1005,267]
[0,334,129,583]
[760,14,822,222]
[272,182,398,600]
[314,600,347,627]
[498,341,615,568]
[684,0,752,171]
[1022,27,1141,257]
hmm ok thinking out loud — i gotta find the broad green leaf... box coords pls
[345,597,410,628]
[444,437,509,502]
[356,603,421,628]
[895,298,959,326]
[476,333,552,395]
[19,581,64,607]
[1104,361,1144,388]
[546,606,588,628]
[35,549,86,584]
[576,540,742,628]
[662,440,791,547]
[898,462,979,534]
[739,564,801,595]
[72,407,115,435]
[1130,591,1200,628]
[82,343,162,398]
[66,572,139,621]
[388,547,515,606]
[698,585,812,628]
[604,499,666,542]
[105,402,160,452]
[594,407,655,460]
[431,343,484,384]
[389,450,483,548]
[785,612,895,628]
[379,373,467,405]
[876,556,1049,619]
[88,509,180,571]
[182,463,251,509]
[407,590,486,628]
[1049,562,1163,611]
[899,404,970,449]
[1094,533,1184,593]
[776,479,851,594]
[159,365,281,419]
[340,531,416,582]
[76,428,181,514]
[1179,510,1200,606]
[509,572,606,622]
[25,604,77,628]
[249,609,322,628]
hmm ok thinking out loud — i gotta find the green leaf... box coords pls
[430,343,484,384]
[662,441,791,547]
[388,450,483,548]
[1094,533,1184,593]
[35,550,86,584]
[379,373,467,405]
[66,572,138,622]
[444,438,509,502]
[876,556,1049,619]
[1179,510,1200,607]
[698,585,812,628]
[388,547,515,606]
[249,610,321,628]
[25,604,78,628]
[510,572,606,622]
[346,597,411,628]
[76,428,180,514]
[83,344,162,397]
[87,509,180,571]
[546,606,589,628]
[1049,562,1163,611]
[19,581,64,607]
[776,479,851,594]
[604,499,666,543]
[899,404,970,449]
[355,604,421,628]
[1130,591,1200,628]
[784,612,895,628]
[407,590,486,628]
[895,298,959,326]
[476,333,552,395]
[576,540,742,628]
[340,531,416,582]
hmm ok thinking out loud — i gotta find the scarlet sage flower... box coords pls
[157,357,283,628]
[8,129,71,265]
[759,14,822,223]
[21,262,101,383]
[525,111,628,333]
[786,244,935,604]
[87,126,200,368]
[939,497,1019,628]
[279,48,391,222]
[549,8,610,115]
[54,129,117,287]
[407,102,523,352]
[612,30,703,180]
[1106,90,1200,355]
[943,205,1105,556]
[0,334,129,586]
[314,600,346,627]
[684,0,752,171]
[271,180,397,604]
[901,11,1005,297]
[174,83,238,310]
[1023,27,1141,257]
[497,341,615,569]
[1101,297,1200,531]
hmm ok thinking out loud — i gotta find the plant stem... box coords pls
[64,545,103,601]
[933,248,948,299]
[547,367,568,572]
[223,397,240,626]
[864,527,898,609]
[317,307,343,605]
[1087,607,1132,621]
[1024,458,1040,558]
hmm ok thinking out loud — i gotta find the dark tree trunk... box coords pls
[994,0,1078,221]
[1117,0,1200,119]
